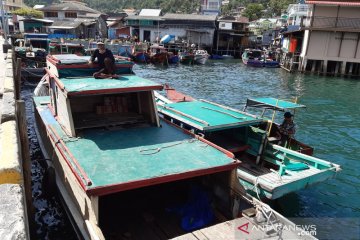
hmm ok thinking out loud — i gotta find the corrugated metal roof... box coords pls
[139,9,162,16]
[306,0,360,5]
[126,15,163,21]
[49,18,95,29]
[163,13,217,21]
[40,2,102,14]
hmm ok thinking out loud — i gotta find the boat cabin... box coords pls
[47,73,161,137]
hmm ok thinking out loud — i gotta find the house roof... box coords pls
[218,16,249,23]
[305,0,360,5]
[48,18,96,29]
[163,13,217,21]
[18,17,54,23]
[33,5,45,9]
[139,9,162,16]
[40,1,102,14]
[126,15,163,21]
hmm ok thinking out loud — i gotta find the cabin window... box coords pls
[44,12,58,18]
[70,91,158,132]
[65,12,77,18]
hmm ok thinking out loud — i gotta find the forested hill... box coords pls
[24,0,200,14]
[24,0,297,17]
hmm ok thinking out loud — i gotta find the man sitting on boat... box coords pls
[88,41,118,79]
[277,112,297,146]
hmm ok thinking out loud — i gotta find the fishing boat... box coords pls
[49,42,86,55]
[194,50,209,65]
[33,55,314,239]
[150,44,169,65]
[155,88,341,200]
[178,50,194,64]
[132,42,150,63]
[242,49,280,68]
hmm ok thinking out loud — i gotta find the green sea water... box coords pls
[134,60,360,239]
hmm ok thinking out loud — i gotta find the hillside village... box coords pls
[1,0,360,76]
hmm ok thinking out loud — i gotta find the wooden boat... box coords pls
[167,52,180,64]
[14,37,50,68]
[242,97,314,155]
[156,88,341,200]
[194,50,209,65]
[132,42,150,63]
[242,49,280,68]
[33,55,313,239]
[46,54,134,78]
[150,44,169,65]
[49,42,86,55]
[178,51,194,64]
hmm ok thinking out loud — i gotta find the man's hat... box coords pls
[97,41,105,45]
[284,112,293,118]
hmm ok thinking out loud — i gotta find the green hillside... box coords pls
[24,0,297,19]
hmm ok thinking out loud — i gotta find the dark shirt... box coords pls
[90,49,115,68]
[279,120,297,136]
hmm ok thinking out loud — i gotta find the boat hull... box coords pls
[134,52,150,63]
[33,102,102,240]
[194,55,208,65]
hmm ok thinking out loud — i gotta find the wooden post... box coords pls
[341,61,346,75]
[311,60,316,73]
[15,58,21,100]
[16,100,35,234]
[302,59,308,72]
[323,60,328,75]
[349,62,354,76]
[335,61,340,75]
[319,60,324,75]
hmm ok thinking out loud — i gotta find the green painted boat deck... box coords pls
[158,100,263,131]
[61,75,162,94]
[246,97,306,110]
[34,96,237,194]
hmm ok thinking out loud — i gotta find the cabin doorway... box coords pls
[144,30,151,42]
[98,172,235,239]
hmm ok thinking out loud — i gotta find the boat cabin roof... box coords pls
[49,54,91,64]
[34,96,238,196]
[58,75,163,96]
[157,100,263,132]
[245,97,306,111]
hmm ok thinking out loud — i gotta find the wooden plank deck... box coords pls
[171,216,314,240]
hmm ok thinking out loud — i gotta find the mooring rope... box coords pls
[139,138,207,155]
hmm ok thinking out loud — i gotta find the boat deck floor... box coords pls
[237,154,325,189]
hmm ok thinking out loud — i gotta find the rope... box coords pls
[21,68,44,78]
[139,138,200,155]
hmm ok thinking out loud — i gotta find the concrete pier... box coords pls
[0,38,30,239]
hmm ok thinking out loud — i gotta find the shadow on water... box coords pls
[21,79,77,240]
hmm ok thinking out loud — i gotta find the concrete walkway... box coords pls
[0,37,29,240]
[0,37,6,117]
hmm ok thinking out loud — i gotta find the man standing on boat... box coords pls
[88,41,118,78]
[277,112,297,146]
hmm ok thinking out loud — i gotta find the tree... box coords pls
[12,7,44,18]
[242,3,264,21]
[268,0,296,16]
